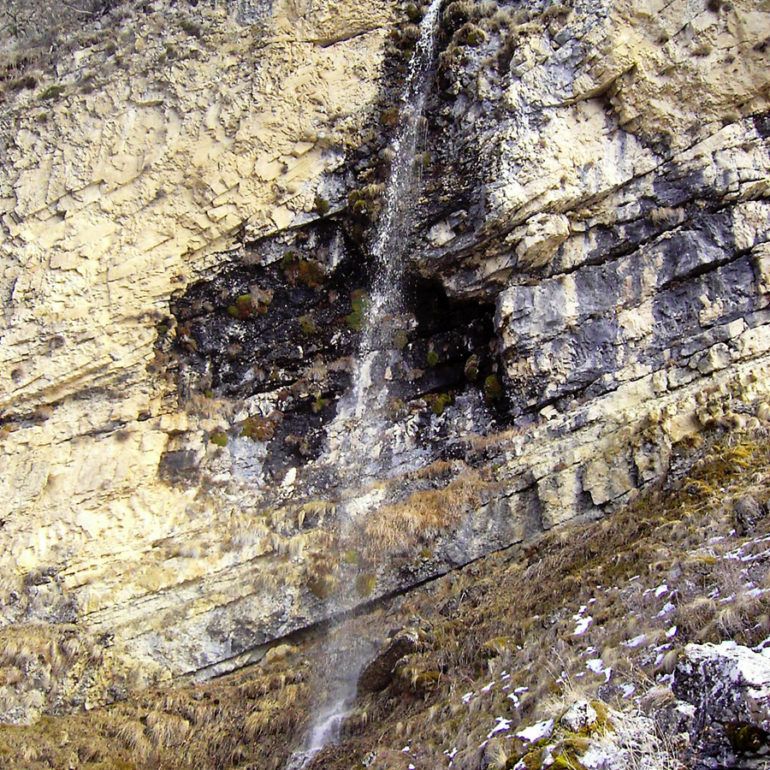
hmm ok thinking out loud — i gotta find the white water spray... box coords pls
[286,1,444,766]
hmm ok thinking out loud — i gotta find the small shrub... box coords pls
[308,572,338,600]
[399,23,421,49]
[443,0,474,30]
[355,573,377,598]
[387,398,409,420]
[39,84,65,100]
[241,415,280,442]
[297,259,325,289]
[484,374,504,402]
[464,354,480,381]
[428,392,454,416]
[313,195,330,216]
[227,289,272,319]
[405,2,422,22]
[348,184,385,225]
[311,393,329,414]
[346,289,369,331]
[342,550,360,566]
[380,106,400,128]
[298,314,317,335]
[282,253,325,289]
[392,329,409,350]
[9,75,36,92]
[180,18,202,38]
[456,22,486,47]
[209,430,228,447]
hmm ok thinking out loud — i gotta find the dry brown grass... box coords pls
[358,467,496,559]
[0,638,313,770]
[299,429,770,770]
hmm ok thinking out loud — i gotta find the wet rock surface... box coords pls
[165,215,501,489]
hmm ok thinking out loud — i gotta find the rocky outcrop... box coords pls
[734,495,769,536]
[0,0,398,720]
[1,0,770,722]
[409,0,770,539]
[358,628,422,693]
[671,642,770,769]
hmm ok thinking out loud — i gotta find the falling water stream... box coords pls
[286,1,444,766]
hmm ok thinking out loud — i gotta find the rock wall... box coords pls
[0,0,397,719]
[1,0,770,722]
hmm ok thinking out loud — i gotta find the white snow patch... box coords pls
[654,584,669,598]
[487,717,512,738]
[580,743,616,769]
[622,634,647,649]
[573,616,593,636]
[516,718,554,743]
[586,658,605,674]
[462,692,474,704]
[657,602,676,617]
[587,658,612,681]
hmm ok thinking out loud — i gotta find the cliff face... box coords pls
[1,0,769,723]
[0,0,397,718]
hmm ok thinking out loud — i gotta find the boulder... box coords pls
[357,629,421,693]
[673,642,770,768]
[560,700,598,733]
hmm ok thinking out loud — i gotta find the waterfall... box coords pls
[329,0,444,480]
[286,2,443,767]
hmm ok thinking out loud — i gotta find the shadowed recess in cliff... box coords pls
[162,229,499,490]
